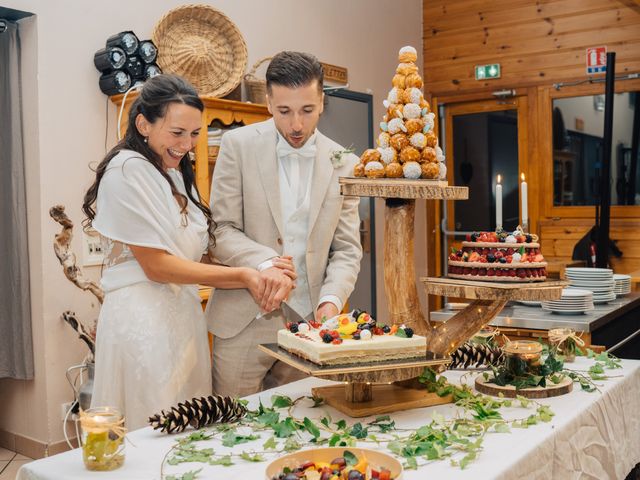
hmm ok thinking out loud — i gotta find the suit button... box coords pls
[277,237,283,245]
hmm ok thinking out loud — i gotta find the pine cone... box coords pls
[149,395,247,434]
[449,342,504,369]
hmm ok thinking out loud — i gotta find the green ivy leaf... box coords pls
[494,423,511,433]
[303,417,321,439]
[166,468,203,480]
[221,430,258,447]
[239,451,265,462]
[271,395,293,408]
[255,410,280,426]
[349,423,369,439]
[404,456,418,470]
[273,418,297,438]
[262,436,277,450]
[283,437,301,452]
[459,451,477,469]
[209,455,233,466]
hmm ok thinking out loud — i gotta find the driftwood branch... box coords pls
[61,311,95,355]
[49,205,104,304]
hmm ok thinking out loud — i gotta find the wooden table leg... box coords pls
[384,198,429,335]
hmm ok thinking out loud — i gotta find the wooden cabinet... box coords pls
[110,94,270,201]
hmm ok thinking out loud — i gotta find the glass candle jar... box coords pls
[503,340,543,375]
[80,407,125,471]
[548,328,579,362]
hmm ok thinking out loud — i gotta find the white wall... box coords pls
[0,0,423,448]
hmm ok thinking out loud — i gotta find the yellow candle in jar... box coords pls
[80,407,126,471]
[503,340,543,373]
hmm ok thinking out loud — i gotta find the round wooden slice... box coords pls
[475,374,573,398]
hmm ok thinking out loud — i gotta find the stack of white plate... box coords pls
[541,288,594,314]
[565,267,615,304]
[613,274,632,296]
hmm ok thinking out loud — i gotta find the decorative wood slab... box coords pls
[339,177,468,200]
[311,384,453,418]
[258,344,450,383]
[421,277,568,301]
[475,375,573,399]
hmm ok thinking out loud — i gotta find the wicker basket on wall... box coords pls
[244,57,271,104]
[152,4,248,98]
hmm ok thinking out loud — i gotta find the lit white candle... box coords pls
[521,173,528,231]
[496,174,503,231]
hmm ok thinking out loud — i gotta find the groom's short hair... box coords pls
[266,51,324,94]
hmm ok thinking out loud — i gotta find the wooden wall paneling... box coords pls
[423,0,640,96]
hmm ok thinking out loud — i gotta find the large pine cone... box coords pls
[149,395,247,434]
[449,342,504,369]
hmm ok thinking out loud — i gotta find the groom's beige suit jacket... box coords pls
[205,119,362,338]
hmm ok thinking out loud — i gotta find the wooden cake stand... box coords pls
[259,344,451,417]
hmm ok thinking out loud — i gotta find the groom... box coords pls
[206,51,363,397]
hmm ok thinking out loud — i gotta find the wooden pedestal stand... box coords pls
[258,344,452,417]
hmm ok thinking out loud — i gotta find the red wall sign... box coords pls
[586,46,607,74]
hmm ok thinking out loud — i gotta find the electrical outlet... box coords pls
[82,228,104,267]
[61,401,77,421]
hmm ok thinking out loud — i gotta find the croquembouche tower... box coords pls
[352,46,447,181]
[340,46,563,360]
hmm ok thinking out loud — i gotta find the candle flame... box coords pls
[497,174,502,184]
[521,173,525,181]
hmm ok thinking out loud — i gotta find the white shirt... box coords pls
[257,132,342,315]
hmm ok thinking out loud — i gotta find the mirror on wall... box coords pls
[552,91,639,206]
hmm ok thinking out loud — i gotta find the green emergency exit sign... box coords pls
[475,64,501,80]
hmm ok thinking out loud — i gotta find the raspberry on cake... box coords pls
[448,229,547,282]
[277,310,426,366]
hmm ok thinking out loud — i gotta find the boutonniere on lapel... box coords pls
[329,146,355,169]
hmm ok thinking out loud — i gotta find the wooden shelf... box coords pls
[421,277,567,301]
[110,93,270,201]
[339,177,468,200]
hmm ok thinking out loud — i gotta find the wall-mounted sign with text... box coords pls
[586,46,607,74]
[321,62,348,84]
[475,63,501,80]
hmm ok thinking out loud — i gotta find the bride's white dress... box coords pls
[90,150,212,430]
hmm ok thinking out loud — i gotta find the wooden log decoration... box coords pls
[427,299,508,357]
[383,198,429,336]
[49,205,104,304]
[345,383,372,402]
[61,311,95,355]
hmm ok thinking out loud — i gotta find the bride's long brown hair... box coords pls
[82,74,215,247]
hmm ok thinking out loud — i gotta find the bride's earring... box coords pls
[144,137,148,143]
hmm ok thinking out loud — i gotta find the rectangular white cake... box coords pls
[277,329,427,366]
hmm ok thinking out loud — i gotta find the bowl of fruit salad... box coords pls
[265,447,402,479]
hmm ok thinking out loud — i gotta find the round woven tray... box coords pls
[152,4,247,98]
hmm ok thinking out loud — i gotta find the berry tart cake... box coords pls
[448,229,547,282]
[277,310,426,366]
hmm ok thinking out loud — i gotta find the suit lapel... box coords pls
[307,132,334,231]
[255,121,284,237]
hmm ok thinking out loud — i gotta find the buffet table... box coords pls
[18,357,640,480]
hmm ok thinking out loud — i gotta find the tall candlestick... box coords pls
[521,173,528,231]
[496,174,503,231]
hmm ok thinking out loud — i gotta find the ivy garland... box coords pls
[161,349,622,480]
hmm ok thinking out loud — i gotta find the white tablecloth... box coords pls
[17,357,640,480]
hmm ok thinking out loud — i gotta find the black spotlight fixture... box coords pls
[98,70,132,95]
[94,30,162,96]
[143,64,162,80]
[93,46,126,71]
[106,31,139,56]
[138,40,158,64]
[124,56,144,79]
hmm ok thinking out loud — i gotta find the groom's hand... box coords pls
[259,267,294,312]
[316,302,339,323]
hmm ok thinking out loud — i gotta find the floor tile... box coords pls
[0,449,13,462]
[0,460,32,479]
[12,455,31,462]
[0,462,8,475]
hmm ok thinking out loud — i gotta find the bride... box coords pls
[82,74,295,429]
